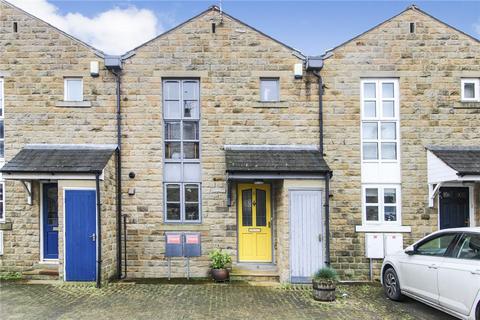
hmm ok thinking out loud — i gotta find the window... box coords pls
[461,79,479,102]
[361,79,399,161]
[362,185,401,225]
[0,78,4,159]
[416,233,456,257]
[163,79,201,223]
[455,234,480,260]
[260,78,280,102]
[64,78,83,102]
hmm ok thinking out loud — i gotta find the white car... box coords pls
[381,228,480,320]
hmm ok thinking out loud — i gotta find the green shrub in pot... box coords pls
[312,267,338,301]
[209,249,232,282]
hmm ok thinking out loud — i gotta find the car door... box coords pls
[399,233,457,304]
[438,233,480,316]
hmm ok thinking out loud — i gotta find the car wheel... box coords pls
[476,302,479,320]
[383,268,404,301]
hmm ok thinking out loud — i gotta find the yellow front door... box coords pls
[238,184,272,262]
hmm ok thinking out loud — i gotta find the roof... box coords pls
[1,144,117,174]
[123,5,304,60]
[324,5,479,58]
[225,147,330,173]
[427,146,480,176]
[1,0,105,57]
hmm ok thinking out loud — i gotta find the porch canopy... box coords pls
[426,146,480,206]
[225,145,330,180]
[1,144,117,180]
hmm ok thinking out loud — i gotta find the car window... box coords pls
[456,234,480,260]
[416,234,456,256]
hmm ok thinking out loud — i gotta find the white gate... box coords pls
[289,189,324,283]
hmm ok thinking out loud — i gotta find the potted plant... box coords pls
[312,267,338,301]
[209,249,232,282]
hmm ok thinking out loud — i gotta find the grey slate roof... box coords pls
[1,145,116,174]
[427,146,480,176]
[225,149,330,173]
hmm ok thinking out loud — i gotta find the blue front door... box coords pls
[43,183,58,260]
[65,190,96,281]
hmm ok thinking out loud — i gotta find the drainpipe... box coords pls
[105,56,124,280]
[95,172,102,288]
[307,56,331,267]
[325,171,332,267]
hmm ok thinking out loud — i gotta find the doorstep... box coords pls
[230,263,279,282]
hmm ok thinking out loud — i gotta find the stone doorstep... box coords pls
[230,263,279,282]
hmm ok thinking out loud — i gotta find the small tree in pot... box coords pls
[312,267,338,301]
[209,249,232,282]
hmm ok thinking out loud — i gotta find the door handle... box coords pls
[428,264,438,269]
[89,233,96,242]
[318,234,322,242]
[471,270,480,275]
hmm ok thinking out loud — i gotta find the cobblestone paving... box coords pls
[0,281,455,320]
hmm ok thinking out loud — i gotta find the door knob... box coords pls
[89,233,96,242]
[428,264,438,269]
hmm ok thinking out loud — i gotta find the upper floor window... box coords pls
[163,79,201,223]
[0,183,4,223]
[362,184,401,225]
[64,77,83,102]
[260,78,280,102]
[361,79,399,162]
[461,79,479,102]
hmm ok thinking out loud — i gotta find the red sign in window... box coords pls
[186,235,199,244]
[167,235,181,244]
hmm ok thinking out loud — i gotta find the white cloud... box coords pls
[7,0,164,54]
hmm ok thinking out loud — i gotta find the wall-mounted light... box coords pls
[294,63,303,79]
[90,61,99,77]
[254,180,264,185]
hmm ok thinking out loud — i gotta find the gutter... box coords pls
[306,56,331,267]
[105,56,125,280]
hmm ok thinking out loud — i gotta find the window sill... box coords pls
[254,101,288,108]
[55,101,92,108]
[0,222,12,230]
[455,101,480,109]
[160,224,208,231]
[355,225,411,233]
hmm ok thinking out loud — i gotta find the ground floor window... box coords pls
[362,184,401,225]
[165,183,201,223]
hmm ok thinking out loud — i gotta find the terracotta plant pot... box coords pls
[211,268,229,282]
[312,279,336,301]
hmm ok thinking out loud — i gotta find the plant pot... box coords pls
[211,268,229,282]
[312,279,336,301]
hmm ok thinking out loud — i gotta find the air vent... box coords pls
[13,22,18,32]
[409,22,415,33]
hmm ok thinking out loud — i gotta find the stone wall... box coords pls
[0,1,117,275]
[120,7,320,278]
[321,7,480,279]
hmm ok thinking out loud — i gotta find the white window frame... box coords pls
[164,182,202,223]
[362,184,401,226]
[360,79,400,163]
[461,78,480,102]
[64,77,83,102]
[163,79,202,224]
[260,78,280,102]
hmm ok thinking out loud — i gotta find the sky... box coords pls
[6,0,480,55]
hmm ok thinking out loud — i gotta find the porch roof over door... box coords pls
[225,145,331,180]
[427,146,480,184]
[0,144,117,180]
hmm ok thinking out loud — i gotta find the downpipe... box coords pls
[95,172,102,288]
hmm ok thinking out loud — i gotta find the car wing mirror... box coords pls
[404,245,415,255]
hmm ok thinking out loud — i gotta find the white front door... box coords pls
[399,233,457,304]
[289,189,323,283]
[438,233,480,316]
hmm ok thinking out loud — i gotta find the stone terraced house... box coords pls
[0,1,479,284]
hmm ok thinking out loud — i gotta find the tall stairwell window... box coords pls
[163,79,201,223]
[0,78,5,223]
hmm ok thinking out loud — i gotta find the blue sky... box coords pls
[11,1,480,55]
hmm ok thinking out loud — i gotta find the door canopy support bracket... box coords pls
[21,180,33,205]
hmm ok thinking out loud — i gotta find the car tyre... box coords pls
[383,268,404,301]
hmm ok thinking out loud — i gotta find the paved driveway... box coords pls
[0,281,455,320]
